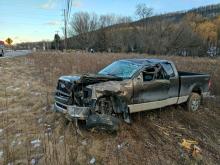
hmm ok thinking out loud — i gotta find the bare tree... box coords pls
[69,12,98,49]
[135,3,153,19]
[99,14,116,28]
[70,12,98,35]
[99,14,132,28]
[134,3,154,53]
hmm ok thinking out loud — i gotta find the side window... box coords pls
[162,63,175,77]
[142,65,165,81]
[143,67,154,81]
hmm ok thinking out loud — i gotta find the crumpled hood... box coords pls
[86,79,132,99]
[59,74,123,85]
[87,81,124,93]
[59,75,81,83]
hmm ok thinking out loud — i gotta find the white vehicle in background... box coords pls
[0,41,5,57]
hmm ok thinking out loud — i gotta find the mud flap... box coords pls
[86,114,121,132]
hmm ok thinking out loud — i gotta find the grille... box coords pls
[56,91,69,97]
[57,80,73,94]
[56,103,67,110]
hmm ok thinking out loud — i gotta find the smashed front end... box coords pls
[54,75,94,120]
[54,74,124,120]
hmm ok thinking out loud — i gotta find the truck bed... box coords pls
[178,71,206,76]
[178,71,210,97]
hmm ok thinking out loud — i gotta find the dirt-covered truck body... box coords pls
[54,59,210,123]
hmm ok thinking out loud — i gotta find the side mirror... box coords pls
[137,74,142,80]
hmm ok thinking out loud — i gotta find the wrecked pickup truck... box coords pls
[54,58,211,127]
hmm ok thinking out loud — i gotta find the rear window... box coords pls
[162,63,175,77]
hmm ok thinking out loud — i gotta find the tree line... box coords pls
[57,3,219,56]
[17,3,220,56]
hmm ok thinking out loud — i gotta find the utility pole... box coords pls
[56,31,59,50]
[64,9,67,50]
[63,0,72,51]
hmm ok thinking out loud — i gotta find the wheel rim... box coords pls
[97,98,113,115]
[191,98,200,111]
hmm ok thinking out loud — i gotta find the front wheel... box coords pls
[187,93,201,112]
[96,97,114,115]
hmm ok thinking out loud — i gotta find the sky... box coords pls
[0,0,219,44]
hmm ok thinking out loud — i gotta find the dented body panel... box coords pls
[54,58,210,122]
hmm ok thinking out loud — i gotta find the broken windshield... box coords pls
[98,60,141,79]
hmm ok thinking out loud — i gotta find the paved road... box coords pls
[1,50,32,59]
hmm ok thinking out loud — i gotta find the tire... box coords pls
[187,93,201,112]
[86,114,120,132]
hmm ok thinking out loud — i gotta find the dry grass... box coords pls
[29,51,220,95]
[0,52,219,165]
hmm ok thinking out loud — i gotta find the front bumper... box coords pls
[54,102,91,120]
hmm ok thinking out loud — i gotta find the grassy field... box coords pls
[0,52,219,165]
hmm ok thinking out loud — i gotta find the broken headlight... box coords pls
[83,88,92,98]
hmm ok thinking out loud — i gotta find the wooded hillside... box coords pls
[65,3,220,56]
[17,3,220,56]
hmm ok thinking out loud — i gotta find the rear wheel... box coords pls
[187,93,201,112]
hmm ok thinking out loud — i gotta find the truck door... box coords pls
[161,62,179,100]
[133,65,170,104]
